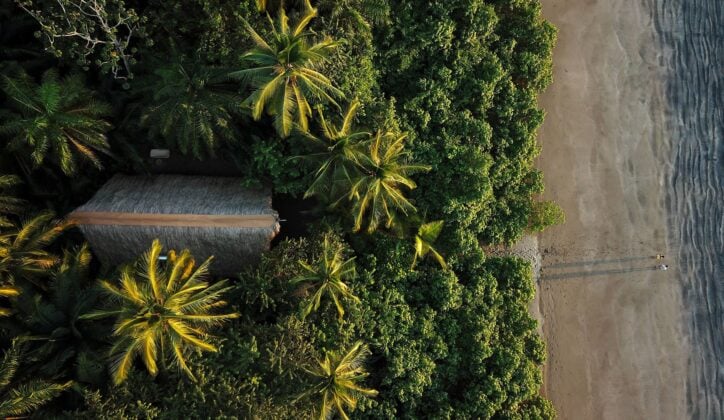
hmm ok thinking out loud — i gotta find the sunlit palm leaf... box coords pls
[290,236,359,320]
[299,100,370,203]
[231,7,341,137]
[412,220,447,269]
[0,212,67,311]
[303,341,377,420]
[82,239,238,384]
[339,131,430,233]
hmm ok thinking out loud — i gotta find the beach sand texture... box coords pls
[536,0,689,419]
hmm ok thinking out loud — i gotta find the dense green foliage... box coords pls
[0,70,112,175]
[373,0,556,246]
[0,0,559,417]
[10,244,108,384]
[138,56,242,159]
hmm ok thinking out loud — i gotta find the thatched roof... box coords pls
[70,174,279,275]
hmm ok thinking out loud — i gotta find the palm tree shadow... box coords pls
[542,266,659,281]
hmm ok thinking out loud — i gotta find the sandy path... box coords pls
[536,0,689,419]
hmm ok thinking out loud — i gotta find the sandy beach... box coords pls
[536,0,690,419]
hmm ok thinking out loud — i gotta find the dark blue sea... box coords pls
[650,0,723,418]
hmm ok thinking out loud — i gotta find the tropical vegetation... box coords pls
[231,6,342,137]
[81,240,238,384]
[302,341,378,420]
[291,234,360,319]
[0,211,67,292]
[0,341,71,417]
[138,56,242,159]
[0,69,112,175]
[301,99,369,203]
[412,220,446,269]
[0,0,560,418]
[0,175,23,227]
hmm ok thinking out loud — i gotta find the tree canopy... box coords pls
[0,0,558,418]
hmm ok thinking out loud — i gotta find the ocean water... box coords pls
[650,0,723,418]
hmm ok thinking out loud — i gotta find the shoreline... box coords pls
[534,0,689,418]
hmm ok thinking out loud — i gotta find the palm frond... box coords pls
[138,57,240,159]
[0,342,71,417]
[0,380,71,417]
[97,240,237,383]
[291,236,358,320]
[305,341,377,420]
[0,212,66,291]
[412,221,447,269]
[0,70,112,175]
[236,7,341,137]
[339,131,430,233]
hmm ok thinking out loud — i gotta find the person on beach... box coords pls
[657,264,669,271]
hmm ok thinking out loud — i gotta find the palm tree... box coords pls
[0,211,67,317]
[0,341,71,418]
[301,99,370,202]
[139,57,243,159]
[291,236,360,320]
[231,7,342,137]
[303,341,378,420]
[0,175,24,227]
[16,244,107,384]
[255,0,312,13]
[81,239,239,384]
[0,69,112,175]
[412,220,447,269]
[345,131,430,233]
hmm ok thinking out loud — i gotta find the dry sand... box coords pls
[536,0,689,419]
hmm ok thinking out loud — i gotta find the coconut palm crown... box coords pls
[81,239,239,384]
[301,99,370,202]
[231,7,342,137]
[139,57,242,159]
[303,341,378,420]
[291,235,360,320]
[0,69,112,175]
[345,131,430,233]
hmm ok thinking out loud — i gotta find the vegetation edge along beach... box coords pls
[0,0,562,418]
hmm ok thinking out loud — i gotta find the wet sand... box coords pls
[536,0,689,419]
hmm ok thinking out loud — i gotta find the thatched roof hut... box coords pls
[69,174,279,275]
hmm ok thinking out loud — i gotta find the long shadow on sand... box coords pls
[541,266,662,281]
[545,256,659,269]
